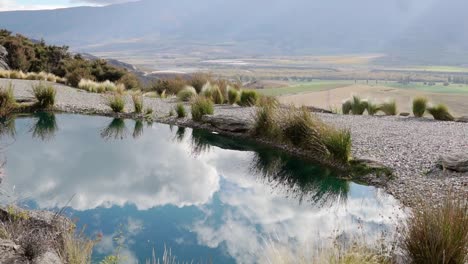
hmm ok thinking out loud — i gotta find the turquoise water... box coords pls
[0,114,403,263]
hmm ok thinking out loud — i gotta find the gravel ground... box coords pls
[4,79,468,207]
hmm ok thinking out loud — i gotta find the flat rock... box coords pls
[438,153,468,172]
[456,116,468,123]
[399,112,410,117]
[202,115,252,133]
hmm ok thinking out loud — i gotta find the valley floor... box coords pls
[3,79,467,208]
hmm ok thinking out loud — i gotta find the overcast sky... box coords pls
[0,0,135,11]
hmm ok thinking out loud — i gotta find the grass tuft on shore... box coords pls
[32,82,56,109]
[132,93,143,114]
[227,87,240,105]
[239,89,259,106]
[366,101,380,116]
[379,100,397,116]
[177,86,197,102]
[0,82,15,113]
[427,104,454,121]
[403,196,468,264]
[350,96,368,115]
[175,103,186,118]
[107,93,125,113]
[412,97,428,118]
[191,96,214,121]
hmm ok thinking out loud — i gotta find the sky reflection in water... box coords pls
[0,114,404,263]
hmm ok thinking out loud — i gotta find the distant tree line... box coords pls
[0,29,140,89]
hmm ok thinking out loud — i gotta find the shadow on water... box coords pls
[30,112,58,141]
[188,129,350,206]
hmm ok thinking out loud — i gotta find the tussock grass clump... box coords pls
[177,86,197,102]
[366,101,380,116]
[253,104,353,164]
[252,100,281,140]
[412,97,428,118]
[0,82,15,110]
[227,87,240,105]
[62,228,94,264]
[191,96,214,121]
[132,93,143,113]
[8,70,26,80]
[239,89,259,106]
[175,103,186,118]
[342,100,352,115]
[350,96,368,115]
[427,104,454,121]
[32,83,56,108]
[201,82,224,104]
[106,94,125,113]
[403,196,468,264]
[0,70,63,83]
[379,100,397,116]
[78,79,121,93]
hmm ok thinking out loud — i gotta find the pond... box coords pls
[0,113,404,263]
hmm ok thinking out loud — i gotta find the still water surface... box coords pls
[0,114,403,263]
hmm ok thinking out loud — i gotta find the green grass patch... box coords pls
[175,103,186,118]
[131,93,143,114]
[427,104,454,121]
[106,94,125,113]
[379,100,398,116]
[412,97,428,117]
[387,82,468,94]
[239,89,259,106]
[177,86,197,102]
[31,83,56,109]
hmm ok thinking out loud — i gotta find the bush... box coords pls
[342,100,352,115]
[106,94,125,113]
[65,67,94,88]
[227,87,240,105]
[239,89,259,106]
[350,96,368,115]
[177,86,197,102]
[0,82,15,109]
[403,197,468,264]
[380,100,397,116]
[117,73,141,90]
[32,83,56,108]
[413,97,428,117]
[366,101,380,116]
[191,96,214,121]
[427,104,454,121]
[175,103,186,118]
[132,93,143,113]
[201,83,224,104]
[190,72,212,93]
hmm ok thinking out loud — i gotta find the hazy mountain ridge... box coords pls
[1,0,467,64]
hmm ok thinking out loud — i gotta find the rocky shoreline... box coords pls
[3,79,468,208]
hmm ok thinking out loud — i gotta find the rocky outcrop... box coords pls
[439,153,468,172]
[202,115,252,133]
[0,45,9,70]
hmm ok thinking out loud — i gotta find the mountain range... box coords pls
[0,0,467,65]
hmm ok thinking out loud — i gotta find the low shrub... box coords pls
[190,72,212,93]
[227,87,240,105]
[380,100,397,116]
[239,89,259,106]
[177,86,197,102]
[132,93,143,114]
[31,83,56,108]
[412,97,428,117]
[403,196,468,264]
[175,103,186,118]
[366,101,380,116]
[191,96,214,121]
[427,104,454,121]
[106,94,125,113]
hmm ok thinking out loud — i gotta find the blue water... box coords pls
[0,114,403,263]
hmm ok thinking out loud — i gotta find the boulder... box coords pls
[439,153,468,172]
[0,45,9,70]
[202,115,251,133]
